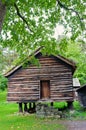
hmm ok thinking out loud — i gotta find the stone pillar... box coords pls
[19,103,23,113]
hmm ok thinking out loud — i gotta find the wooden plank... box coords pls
[7,55,74,102]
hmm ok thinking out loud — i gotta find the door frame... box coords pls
[40,80,50,99]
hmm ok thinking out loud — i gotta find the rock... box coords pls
[36,103,62,118]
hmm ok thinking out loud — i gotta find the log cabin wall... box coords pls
[7,54,74,103]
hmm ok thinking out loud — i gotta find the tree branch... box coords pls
[57,0,83,28]
[14,3,33,33]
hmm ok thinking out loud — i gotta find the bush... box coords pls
[0,74,8,91]
[54,102,67,109]
[73,101,82,111]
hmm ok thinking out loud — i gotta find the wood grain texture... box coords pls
[7,55,74,103]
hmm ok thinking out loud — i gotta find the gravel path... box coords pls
[64,120,86,130]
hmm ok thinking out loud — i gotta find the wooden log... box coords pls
[7,55,74,103]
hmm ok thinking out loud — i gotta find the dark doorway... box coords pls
[40,80,50,99]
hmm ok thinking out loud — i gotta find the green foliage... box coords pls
[54,102,67,109]
[0,47,18,73]
[73,101,82,111]
[0,90,6,101]
[0,74,8,91]
[65,101,86,120]
[0,0,86,85]
[0,0,85,58]
[57,38,86,85]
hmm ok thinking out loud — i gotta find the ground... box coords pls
[63,120,86,130]
[0,90,86,130]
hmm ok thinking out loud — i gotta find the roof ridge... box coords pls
[5,47,76,77]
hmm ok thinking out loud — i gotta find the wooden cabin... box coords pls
[5,49,77,112]
[77,85,86,108]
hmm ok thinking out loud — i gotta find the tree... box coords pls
[0,0,85,58]
[57,38,86,85]
[0,46,18,73]
[0,1,86,84]
[0,74,7,90]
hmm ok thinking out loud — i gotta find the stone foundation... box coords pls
[36,103,62,118]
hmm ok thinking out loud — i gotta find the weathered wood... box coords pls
[40,80,50,99]
[6,55,75,103]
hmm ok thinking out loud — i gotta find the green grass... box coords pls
[0,90,66,130]
[1,90,86,130]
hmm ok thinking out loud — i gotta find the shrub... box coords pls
[54,102,67,109]
[0,74,8,91]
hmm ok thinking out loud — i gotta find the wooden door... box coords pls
[40,80,50,99]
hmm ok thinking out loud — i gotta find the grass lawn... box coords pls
[0,90,66,130]
[1,90,86,130]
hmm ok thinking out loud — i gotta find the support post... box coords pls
[19,103,23,113]
[67,101,73,110]
[51,102,53,107]
[33,102,36,109]
[29,102,31,109]
[24,103,28,112]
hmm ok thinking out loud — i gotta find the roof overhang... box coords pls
[5,47,77,77]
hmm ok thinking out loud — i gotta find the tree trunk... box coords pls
[0,1,6,34]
